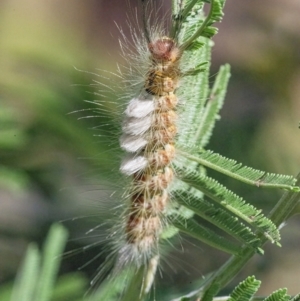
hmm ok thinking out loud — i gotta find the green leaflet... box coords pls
[178,149,299,191]
[34,224,68,301]
[196,64,231,147]
[177,39,211,147]
[263,289,290,301]
[226,283,292,301]
[176,3,211,147]
[226,276,261,301]
[10,224,68,301]
[291,294,300,301]
[169,214,241,255]
[174,160,281,244]
[171,183,261,249]
[179,0,224,50]
[177,61,230,148]
[10,244,40,301]
[175,1,230,148]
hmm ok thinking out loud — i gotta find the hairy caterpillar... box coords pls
[76,0,228,297]
[119,37,180,260]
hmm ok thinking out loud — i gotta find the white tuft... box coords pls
[122,115,152,135]
[125,98,155,118]
[120,134,147,152]
[120,155,148,175]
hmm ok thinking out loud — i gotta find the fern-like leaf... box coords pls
[263,289,290,301]
[195,64,231,147]
[291,294,300,301]
[170,214,241,255]
[172,183,262,250]
[174,161,281,244]
[177,40,211,146]
[10,224,68,301]
[227,276,261,301]
[178,149,298,191]
[180,0,224,49]
[10,244,40,301]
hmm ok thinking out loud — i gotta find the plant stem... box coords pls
[180,0,215,51]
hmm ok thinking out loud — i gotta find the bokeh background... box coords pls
[1,0,300,299]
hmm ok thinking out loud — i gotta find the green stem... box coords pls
[141,0,150,43]
[180,0,215,51]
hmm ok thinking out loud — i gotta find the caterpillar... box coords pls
[119,37,180,262]
[86,0,227,296]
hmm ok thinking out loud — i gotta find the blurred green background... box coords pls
[0,0,300,299]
